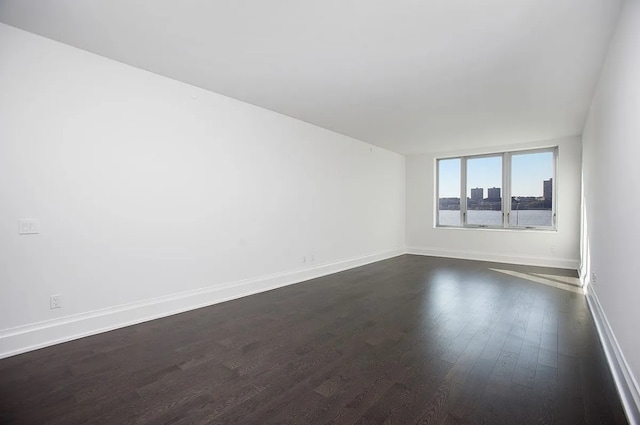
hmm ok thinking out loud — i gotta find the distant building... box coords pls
[487,187,501,200]
[471,187,483,201]
[543,178,553,201]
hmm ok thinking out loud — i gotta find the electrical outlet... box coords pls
[302,256,307,263]
[591,272,597,284]
[50,294,61,309]
[550,246,556,253]
[19,218,40,235]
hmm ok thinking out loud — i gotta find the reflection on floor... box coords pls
[489,268,583,294]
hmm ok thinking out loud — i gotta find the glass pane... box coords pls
[510,151,554,227]
[466,156,502,226]
[438,158,461,226]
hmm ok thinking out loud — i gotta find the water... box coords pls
[438,210,553,227]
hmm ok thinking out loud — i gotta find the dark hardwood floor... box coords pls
[0,255,628,424]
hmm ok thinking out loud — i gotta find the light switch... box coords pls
[19,218,40,235]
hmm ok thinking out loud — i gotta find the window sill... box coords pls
[434,225,557,233]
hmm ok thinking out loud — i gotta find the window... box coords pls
[436,148,556,230]
[437,158,461,226]
[466,155,502,226]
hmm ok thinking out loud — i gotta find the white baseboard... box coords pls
[406,246,579,270]
[0,248,405,359]
[586,286,640,425]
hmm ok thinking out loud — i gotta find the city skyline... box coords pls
[438,151,553,198]
[439,180,551,200]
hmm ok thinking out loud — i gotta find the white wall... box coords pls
[406,136,582,269]
[582,0,640,419]
[0,24,406,357]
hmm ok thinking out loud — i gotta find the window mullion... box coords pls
[504,152,511,228]
[553,148,558,229]
[435,159,440,227]
[461,156,467,226]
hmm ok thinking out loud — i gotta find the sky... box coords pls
[438,152,553,198]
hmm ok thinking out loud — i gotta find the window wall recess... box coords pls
[436,148,557,230]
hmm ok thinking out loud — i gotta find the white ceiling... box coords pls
[0,0,623,154]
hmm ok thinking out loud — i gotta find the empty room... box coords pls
[1,0,639,424]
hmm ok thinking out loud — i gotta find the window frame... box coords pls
[436,147,558,230]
